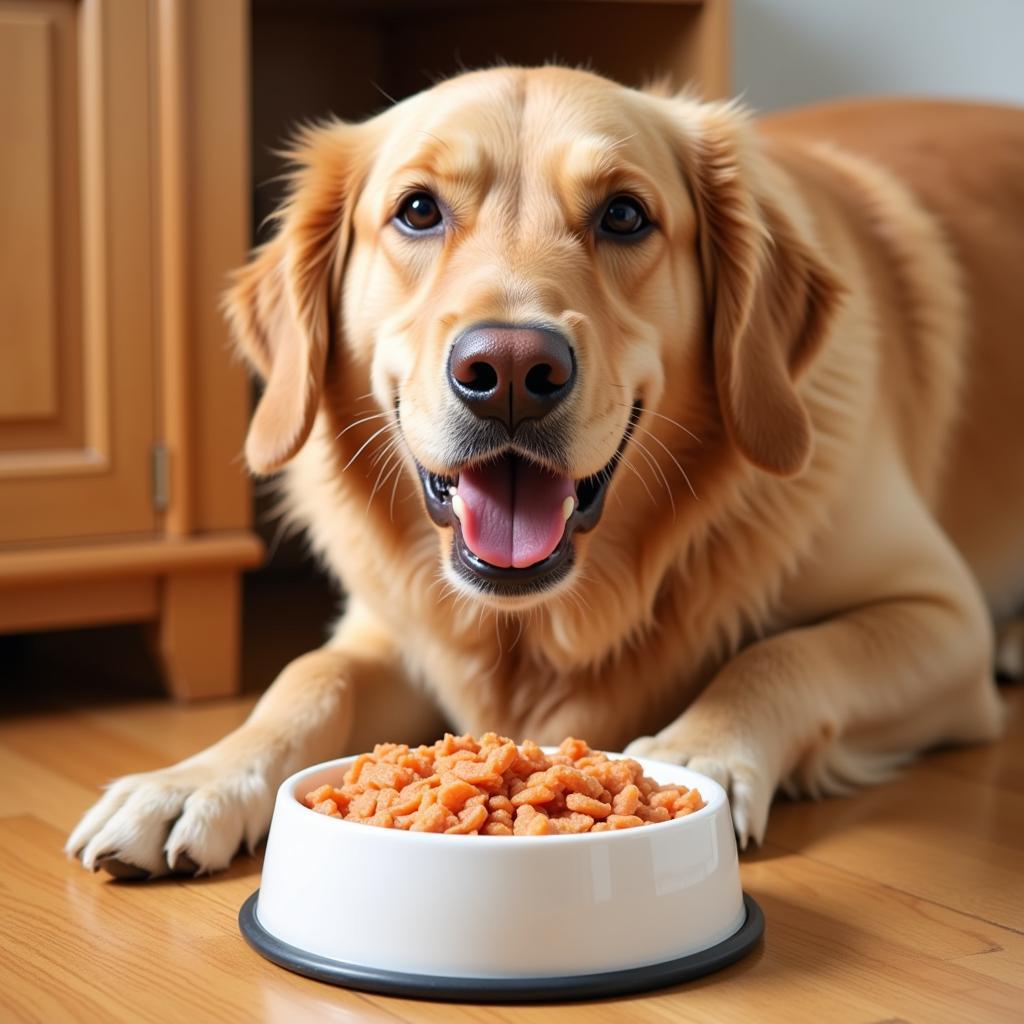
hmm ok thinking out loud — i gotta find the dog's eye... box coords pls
[599,195,650,238]
[396,192,443,232]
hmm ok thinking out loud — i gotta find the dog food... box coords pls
[302,734,704,835]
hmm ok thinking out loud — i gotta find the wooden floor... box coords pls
[1,674,1021,1022]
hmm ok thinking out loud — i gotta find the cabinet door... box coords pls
[0,0,156,544]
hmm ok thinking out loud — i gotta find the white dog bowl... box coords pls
[239,752,762,1001]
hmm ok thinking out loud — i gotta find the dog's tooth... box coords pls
[562,496,575,522]
[447,485,457,496]
[452,495,466,521]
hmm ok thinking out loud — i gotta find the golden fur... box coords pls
[69,69,1021,875]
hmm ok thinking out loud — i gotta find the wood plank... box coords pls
[184,0,252,534]
[361,845,1024,1024]
[81,698,258,763]
[0,817,401,1024]
[0,712,172,791]
[766,703,1024,934]
[0,533,264,586]
[2,682,1020,1022]
[0,745,100,833]
[0,575,159,632]
[158,569,244,699]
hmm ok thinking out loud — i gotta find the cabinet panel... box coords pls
[0,0,156,544]
[0,14,59,420]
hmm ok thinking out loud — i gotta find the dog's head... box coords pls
[226,67,840,607]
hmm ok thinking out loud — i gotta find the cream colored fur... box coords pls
[68,69,1019,877]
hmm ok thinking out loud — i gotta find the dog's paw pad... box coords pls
[96,856,151,881]
[169,851,199,876]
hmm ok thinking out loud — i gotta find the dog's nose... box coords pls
[447,325,576,431]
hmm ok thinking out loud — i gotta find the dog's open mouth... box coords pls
[417,404,641,595]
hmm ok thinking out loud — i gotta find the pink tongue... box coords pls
[456,458,575,569]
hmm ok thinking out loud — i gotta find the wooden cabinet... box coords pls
[0,0,156,543]
[0,0,262,698]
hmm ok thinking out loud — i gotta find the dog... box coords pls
[68,66,1020,877]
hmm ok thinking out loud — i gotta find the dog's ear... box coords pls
[224,124,361,475]
[683,102,844,476]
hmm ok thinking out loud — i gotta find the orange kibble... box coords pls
[510,784,557,807]
[305,784,335,807]
[375,787,400,812]
[446,803,488,834]
[483,822,513,836]
[437,779,478,812]
[359,762,414,791]
[674,789,705,813]
[453,759,503,786]
[343,754,374,786]
[486,741,518,776]
[549,812,595,834]
[411,804,456,833]
[511,740,549,775]
[514,807,552,836]
[565,793,613,818]
[545,764,604,798]
[372,742,406,761]
[304,734,701,837]
[348,790,377,819]
[603,763,635,795]
[606,814,644,829]
[612,784,641,816]
[650,788,681,809]
[636,804,671,823]
[312,798,340,817]
[559,736,591,760]
[526,814,551,835]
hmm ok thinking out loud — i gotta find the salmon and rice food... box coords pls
[303,733,705,836]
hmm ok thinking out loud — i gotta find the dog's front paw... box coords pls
[66,758,275,879]
[624,735,774,849]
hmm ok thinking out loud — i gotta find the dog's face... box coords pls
[227,68,840,608]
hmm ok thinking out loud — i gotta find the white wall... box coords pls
[733,0,1024,113]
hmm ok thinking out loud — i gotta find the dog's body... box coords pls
[68,70,1020,876]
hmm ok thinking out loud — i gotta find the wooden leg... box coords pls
[158,569,241,700]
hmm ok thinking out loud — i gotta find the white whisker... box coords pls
[618,453,657,506]
[632,421,699,501]
[628,434,676,518]
[334,410,392,441]
[368,431,402,469]
[342,422,396,473]
[635,405,702,444]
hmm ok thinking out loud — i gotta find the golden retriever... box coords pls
[68,67,1021,877]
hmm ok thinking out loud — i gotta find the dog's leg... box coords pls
[996,613,1024,680]
[627,517,1005,848]
[67,603,441,878]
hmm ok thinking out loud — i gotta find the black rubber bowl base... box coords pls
[238,890,764,1003]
